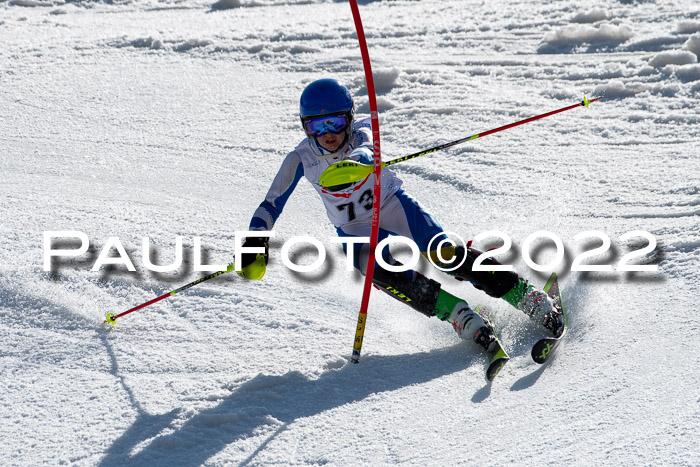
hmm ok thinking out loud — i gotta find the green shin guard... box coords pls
[501,278,528,308]
[433,289,467,321]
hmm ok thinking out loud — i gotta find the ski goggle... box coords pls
[303,114,349,137]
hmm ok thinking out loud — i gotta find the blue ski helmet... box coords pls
[299,79,354,139]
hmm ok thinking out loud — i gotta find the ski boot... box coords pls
[431,288,497,353]
[542,308,565,337]
[448,299,510,380]
[502,278,564,336]
[445,299,497,353]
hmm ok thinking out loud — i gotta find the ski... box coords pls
[530,273,568,364]
[486,345,510,382]
[475,304,510,381]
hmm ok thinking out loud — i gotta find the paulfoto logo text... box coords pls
[43,230,658,274]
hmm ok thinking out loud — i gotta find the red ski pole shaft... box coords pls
[384,97,601,168]
[104,293,170,324]
[476,97,601,139]
[103,264,234,325]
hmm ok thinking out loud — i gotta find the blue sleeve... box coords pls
[249,151,304,231]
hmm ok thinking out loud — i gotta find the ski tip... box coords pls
[486,356,510,381]
[543,272,557,293]
[486,346,510,381]
[531,337,561,364]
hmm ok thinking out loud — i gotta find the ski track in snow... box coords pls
[1,0,699,465]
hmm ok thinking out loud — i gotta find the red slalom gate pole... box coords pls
[349,0,382,363]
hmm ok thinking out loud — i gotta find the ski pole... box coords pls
[319,96,600,187]
[103,263,235,325]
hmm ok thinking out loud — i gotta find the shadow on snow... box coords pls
[99,344,476,466]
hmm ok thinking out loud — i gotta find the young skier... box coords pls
[238,78,564,355]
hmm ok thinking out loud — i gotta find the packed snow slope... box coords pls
[1,0,699,465]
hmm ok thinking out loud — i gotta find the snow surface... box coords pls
[1,0,699,465]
